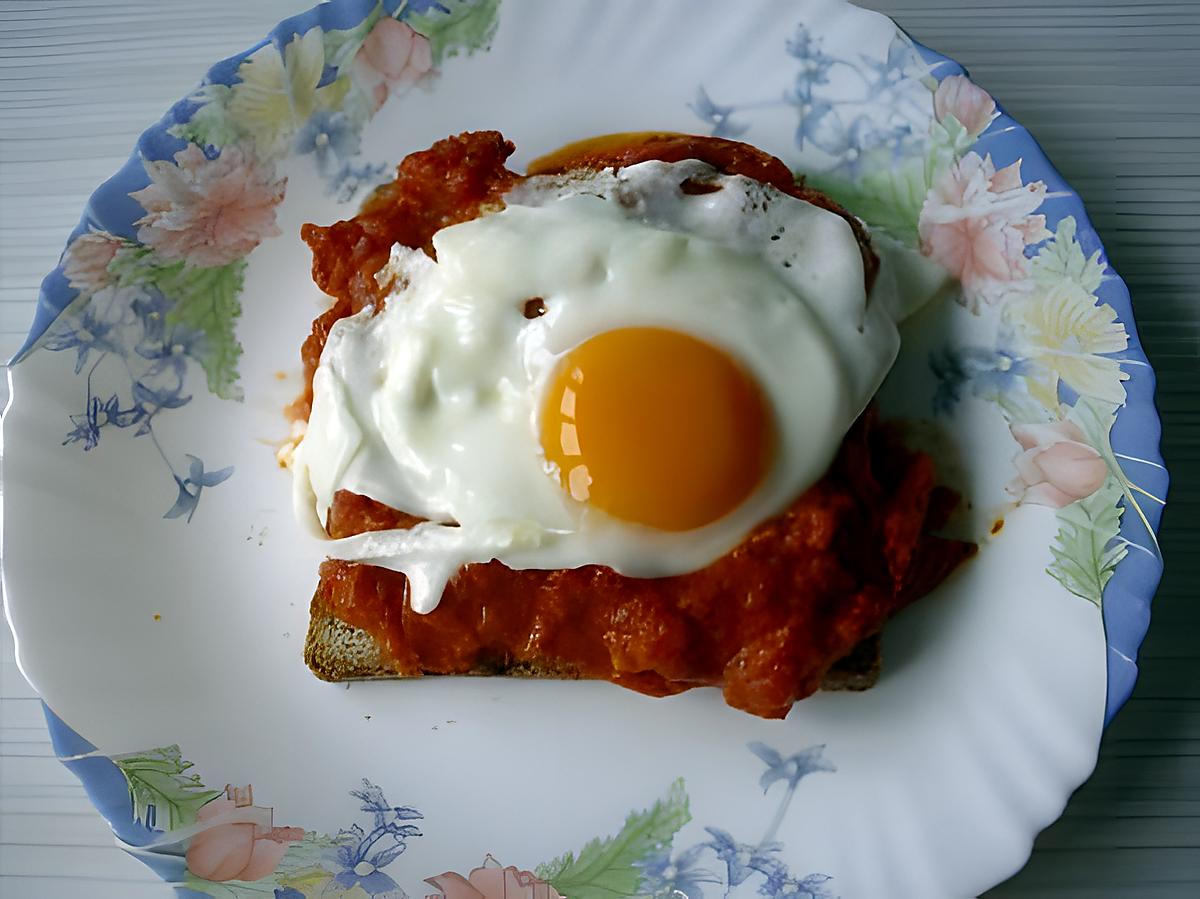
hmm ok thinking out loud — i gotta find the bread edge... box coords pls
[304,590,881,691]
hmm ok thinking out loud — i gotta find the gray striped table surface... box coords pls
[1,1,1196,896]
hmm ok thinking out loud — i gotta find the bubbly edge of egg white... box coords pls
[290,160,949,613]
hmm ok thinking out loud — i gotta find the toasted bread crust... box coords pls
[305,590,879,690]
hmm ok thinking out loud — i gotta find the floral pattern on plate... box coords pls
[692,28,1161,608]
[46,704,834,899]
[23,0,501,522]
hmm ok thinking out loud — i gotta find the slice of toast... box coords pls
[304,588,882,691]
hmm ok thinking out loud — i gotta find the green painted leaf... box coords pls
[1047,477,1127,607]
[806,153,928,246]
[1069,395,1120,462]
[114,745,223,831]
[925,116,970,188]
[108,249,246,401]
[168,84,244,149]
[537,779,690,899]
[1071,397,1139,500]
[274,830,346,874]
[1068,394,1162,559]
[162,260,246,400]
[407,0,502,65]
[536,853,573,886]
[1032,216,1106,294]
[106,244,168,286]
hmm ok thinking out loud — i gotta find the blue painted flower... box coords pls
[63,394,146,450]
[759,870,836,899]
[750,743,836,794]
[860,34,924,96]
[793,100,846,155]
[785,26,836,105]
[638,843,718,899]
[274,889,305,899]
[930,345,1030,415]
[132,322,208,412]
[130,290,171,341]
[701,824,837,899]
[164,454,234,522]
[792,101,916,161]
[750,743,837,848]
[133,360,192,412]
[136,318,209,366]
[293,109,391,200]
[703,827,785,888]
[690,86,751,139]
[42,286,147,374]
[294,108,362,174]
[323,780,423,896]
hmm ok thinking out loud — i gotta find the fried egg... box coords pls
[292,159,943,612]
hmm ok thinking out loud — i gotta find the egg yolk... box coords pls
[540,327,773,531]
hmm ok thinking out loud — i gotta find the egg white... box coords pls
[292,159,945,612]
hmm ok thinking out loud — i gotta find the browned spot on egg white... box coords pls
[991,518,1005,535]
[679,177,723,195]
[523,297,547,318]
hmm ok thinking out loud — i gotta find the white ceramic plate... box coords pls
[3,1,1167,897]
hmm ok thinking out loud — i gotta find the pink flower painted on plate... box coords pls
[1008,420,1108,508]
[63,230,123,293]
[918,151,1051,309]
[129,144,286,268]
[353,17,434,111]
[426,855,564,899]
[933,74,997,139]
[185,785,304,883]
